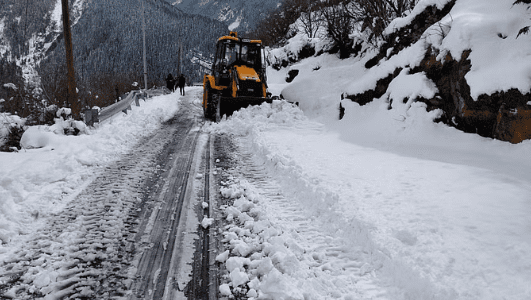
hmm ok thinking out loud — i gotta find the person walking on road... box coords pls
[166,73,175,92]
[178,74,186,96]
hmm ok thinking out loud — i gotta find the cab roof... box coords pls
[218,31,262,44]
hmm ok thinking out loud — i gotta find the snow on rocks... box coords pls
[386,0,531,99]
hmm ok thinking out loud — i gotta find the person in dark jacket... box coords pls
[178,74,186,96]
[166,73,175,91]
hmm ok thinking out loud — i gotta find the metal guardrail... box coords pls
[84,87,167,126]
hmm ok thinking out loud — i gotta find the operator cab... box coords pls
[212,32,265,87]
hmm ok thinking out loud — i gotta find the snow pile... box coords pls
[0,113,25,147]
[207,100,306,136]
[208,105,395,299]
[0,93,180,248]
[20,120,88,150]
[216,176,386,299]
[207,84,531,299]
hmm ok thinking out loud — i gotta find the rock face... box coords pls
[346,1,531,144]
[418,49,531,143]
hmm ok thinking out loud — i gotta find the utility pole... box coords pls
[177,41,182,75]
[61,0,79,118]
[141,0,148,91]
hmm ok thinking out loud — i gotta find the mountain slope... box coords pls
[1,0,228,117]
[172,0,279,32]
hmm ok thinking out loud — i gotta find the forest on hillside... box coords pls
[172,0,280,32]
[1,0,227,124]
[38,0,228,112]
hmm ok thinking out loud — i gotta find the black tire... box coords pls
[203,82,215,121]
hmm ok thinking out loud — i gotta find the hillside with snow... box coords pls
[269,0,531,144]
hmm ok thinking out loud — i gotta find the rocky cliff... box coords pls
[344,0,531,143]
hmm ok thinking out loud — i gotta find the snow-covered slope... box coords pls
[384,0,531,100]
[269,0,531,143]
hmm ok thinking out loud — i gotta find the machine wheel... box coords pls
[215,95,221,122]
[203,82,215,121]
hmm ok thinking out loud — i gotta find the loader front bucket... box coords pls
[218,96,273,119]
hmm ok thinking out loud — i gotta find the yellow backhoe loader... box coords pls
[203,31,271,121]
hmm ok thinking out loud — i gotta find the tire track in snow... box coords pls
[184,135,218,300]
[130,117,200,299]
[0,107,200,299]
[212,134,389,299]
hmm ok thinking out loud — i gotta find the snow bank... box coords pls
[0,92,180,249]
[207,100,306,137]
[207,104,394,299]
[0,113,25,148]
[207,88,531,299]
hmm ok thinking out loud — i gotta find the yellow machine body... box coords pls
[202,31,271,121]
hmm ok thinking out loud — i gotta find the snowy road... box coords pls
[0,90,217,299]
[1,86,530,300]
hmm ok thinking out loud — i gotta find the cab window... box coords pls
[225,43,239,66]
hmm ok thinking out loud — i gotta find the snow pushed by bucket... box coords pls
[208,103,442,299]
[207,98,531,299]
